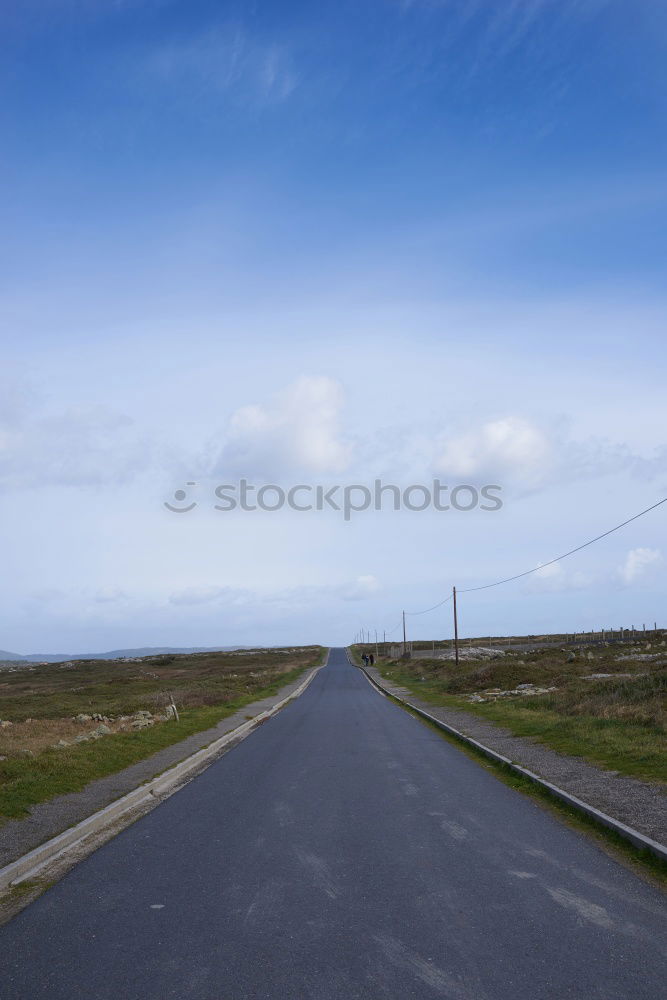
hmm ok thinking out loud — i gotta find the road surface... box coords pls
[1,648,665,998]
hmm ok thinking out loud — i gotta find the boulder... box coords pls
[131,718,154,729]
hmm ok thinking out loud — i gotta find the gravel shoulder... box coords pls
[362,663,667,846]
[0,666,318,869]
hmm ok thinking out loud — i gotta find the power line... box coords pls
[459,495,667,594]
[405,593,452,616]
[394,495,667,620]
[361,495,666,643]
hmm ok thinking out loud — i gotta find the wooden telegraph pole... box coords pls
[453,586,459,667]
[402,611,407,656]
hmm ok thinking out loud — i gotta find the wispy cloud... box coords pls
[618,547,662,584]
[0,381,154,490]
[168,585,247,607]
[388,0,617,123]
[141,27,297,108]
[339,575,380,601]
[526,561,594,593]
[164,576,380,610]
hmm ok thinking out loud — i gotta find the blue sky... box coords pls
[1,0,666,652]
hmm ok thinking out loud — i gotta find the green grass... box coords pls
[352,641,666,785]
[2,877,54,902]
[408,699,667,886]
[0,646,325,821]
[460,703,665,782]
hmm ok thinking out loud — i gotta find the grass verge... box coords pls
[354,656,667,888]
[0,647,325,822]
[353,642,666,785]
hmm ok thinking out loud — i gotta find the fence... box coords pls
[380,626,664,661]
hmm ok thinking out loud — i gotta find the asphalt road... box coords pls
[1,648,665,999]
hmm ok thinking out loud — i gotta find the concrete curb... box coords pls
[0,653,328,893]
[349,650,667,864]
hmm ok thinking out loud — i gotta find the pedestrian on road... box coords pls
[369,653,375,666]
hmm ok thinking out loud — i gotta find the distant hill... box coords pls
[0,646,255,664]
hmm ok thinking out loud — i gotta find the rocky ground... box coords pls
[0,707,178,760]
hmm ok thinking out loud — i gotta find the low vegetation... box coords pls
[0,646,324,820]
[356,636,666,784]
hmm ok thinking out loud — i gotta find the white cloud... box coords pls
[618,547,662,584]
[339,574,380,601]
[0,368,658,503]
[212,375,352,479]
[434,416,550,486]
[432,414,639,492]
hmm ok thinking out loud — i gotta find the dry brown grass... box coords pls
[0,646,323,758]
[0,645,325,819]
[385,640,666,727]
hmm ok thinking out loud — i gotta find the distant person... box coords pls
[369,653,375,666]
[362,653,368,666]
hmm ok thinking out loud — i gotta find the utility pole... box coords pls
[402,611,407,656]
[375,629,379,659]
[453,586,459,667]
